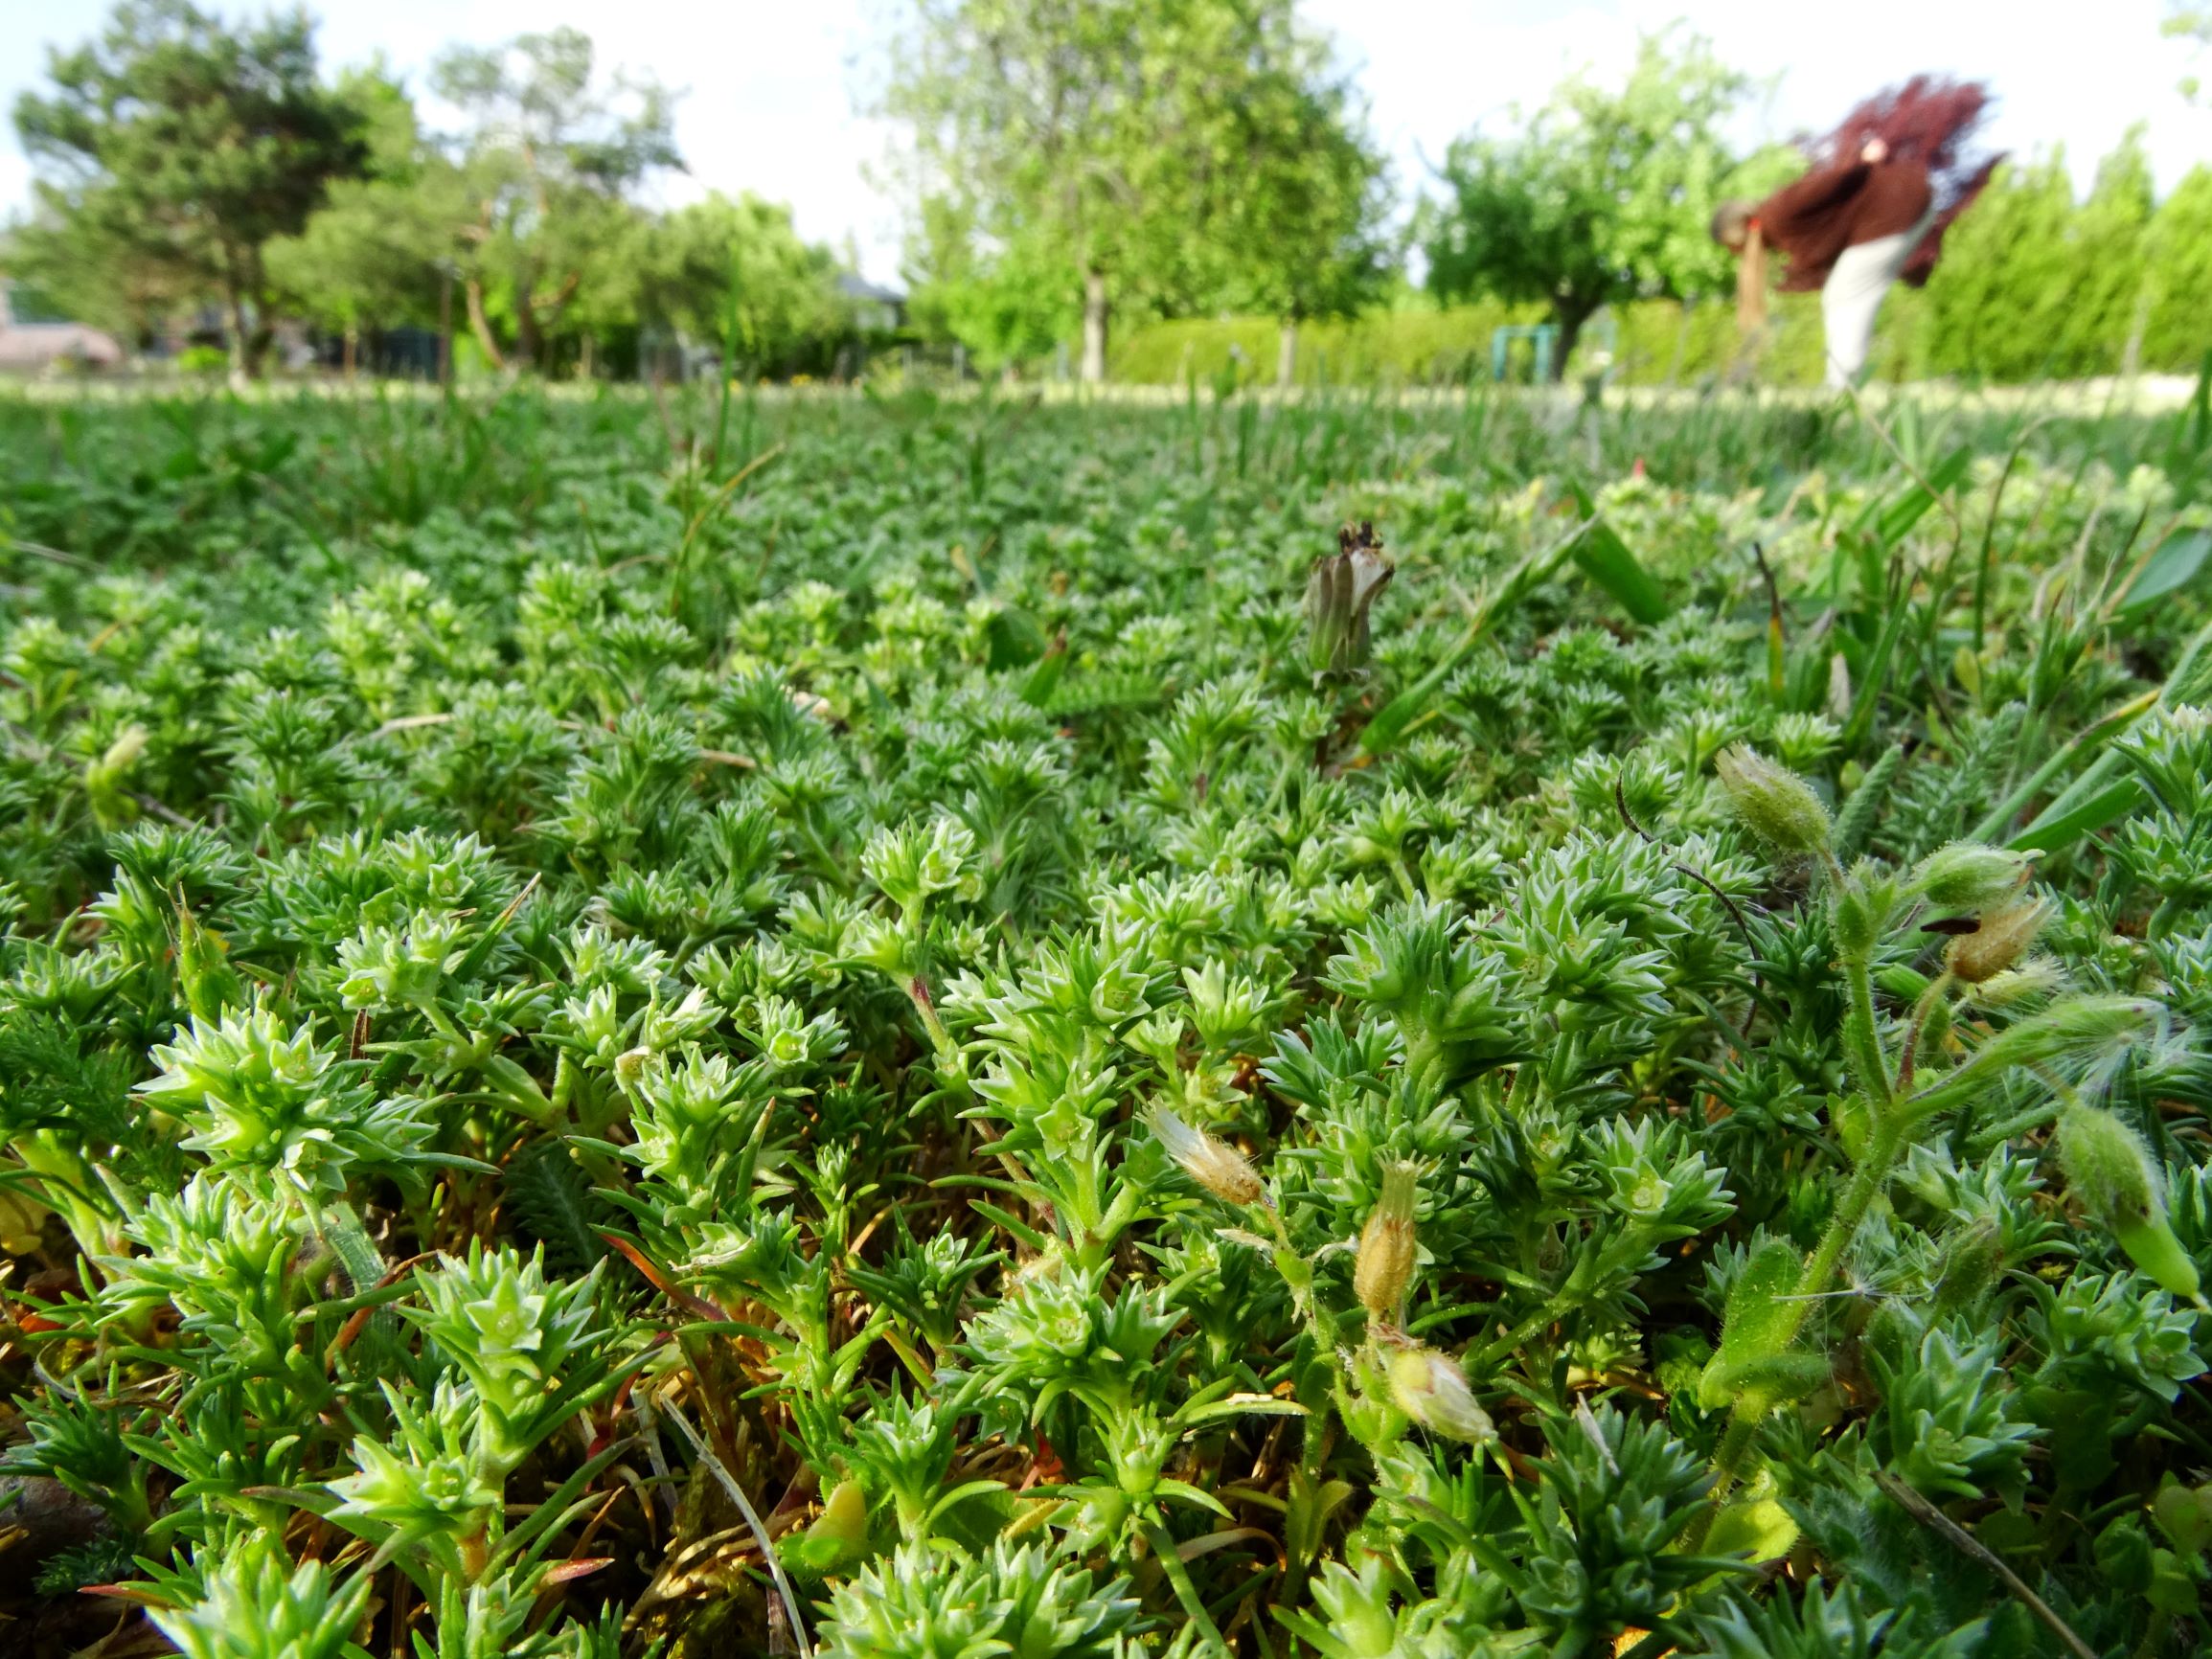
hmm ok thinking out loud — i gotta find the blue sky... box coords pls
[4,0,2205,285]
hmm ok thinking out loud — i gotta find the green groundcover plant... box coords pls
[4,381,2212,1656]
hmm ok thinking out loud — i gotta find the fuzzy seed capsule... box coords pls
[1929,1216,2003,1319]
[1714,744,1831,858]
[1387,1348,1494,1443]
[1355,1161,1421,1322]
[2059,1103,2201,1299]
[1151,1106,1265,1206]
[1945,897,2054,985]
[1912,842,2034,912]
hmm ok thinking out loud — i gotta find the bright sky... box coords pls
[2,0,2205,287]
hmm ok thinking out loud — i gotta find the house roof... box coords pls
[836,273,906,307]
[0,321,125,369]
[0,278,125,367]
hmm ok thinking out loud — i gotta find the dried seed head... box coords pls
[1388,1347,1494,1443]
[1945,896,2054,984]
[1714,744,1831,858]
[1305,522,1394,678]
[1355,1161,1421,1321]
[1151,1105,1264,1206]
[1911,841,2035,913]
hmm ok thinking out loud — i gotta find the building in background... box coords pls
[837,273,907,333]
[0,280,124,374]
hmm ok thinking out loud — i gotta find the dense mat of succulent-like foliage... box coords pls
[5,384,2212,1656]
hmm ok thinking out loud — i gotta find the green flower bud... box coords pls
[175,904,243,1025]
[1714,744,1831,858]
[1929,1217,2003,1320]
[83,722,150,830]
[1832,884,1880,960]
[794,1476,870,1571]
[1387,1348,1494,1443]
[1910,841,2035,912]
[2059,1103,2201,1299]
[1354,1161,1420,1322]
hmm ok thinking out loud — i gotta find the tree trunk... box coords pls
[514,282,542,376]
[465,278,505,374]
[1081,269,1108,384]
[1552,304,1593,382]
[343,325,357,381]
[1277,320,1297,390]
[1664,298,1694,388]
[438,268,453,388]
[224,280,255,387]
[2122,276,2154,380]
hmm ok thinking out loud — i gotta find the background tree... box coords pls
[2168,1,2212,100]
[0,192,198,350]
[264,65,465,371]
[877,0,1390,382]
[1915,152,2093,381]
[430,27,678,374]
[1193,7,1391,385]
[2144,164,2212,371]
[2074,132,2157,376]
[11,0,369,378]
[638,193,851,377]
[1420,29,1790,373]
[901,197,1080,372]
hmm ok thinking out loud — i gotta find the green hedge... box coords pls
[1107,277,2198,390]
[1109,294,1906,390]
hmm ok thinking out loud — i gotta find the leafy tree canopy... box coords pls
[1419,27,1793,370]
[638,193,853,375]
[11,0,369,375]
[429,26,680,373]
[878,0,1389,380]
[264,64,467,341]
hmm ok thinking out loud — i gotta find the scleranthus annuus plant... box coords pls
[1,391,2209,1657]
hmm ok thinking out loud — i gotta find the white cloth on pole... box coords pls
[1819,204,1940,389]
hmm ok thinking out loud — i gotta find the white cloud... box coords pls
[6,0,2208,289]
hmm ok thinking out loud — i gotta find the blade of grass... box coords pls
[1358,510,1602,757]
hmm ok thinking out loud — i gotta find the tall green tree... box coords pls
[1199,9,1391,384]
[11,0,370,377]
[430,27,678,374]
[877,0,1389,382]
[1914,151,2118,381]
[638,193,851,376]
[264,65,465,368]
[1420,29,1788,373]
[2076,132,2158,375]
[2145,164,2212,371]
[901,197,1076,371]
